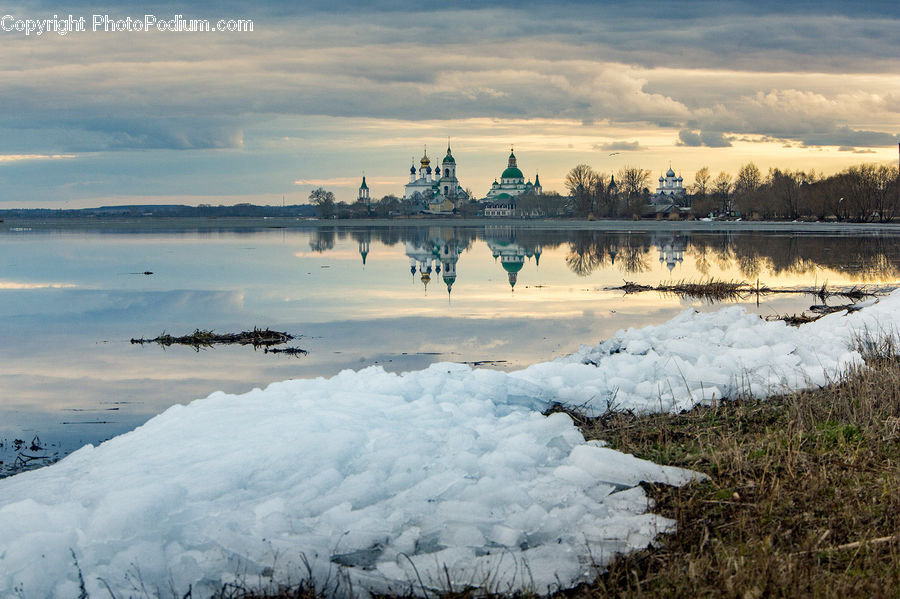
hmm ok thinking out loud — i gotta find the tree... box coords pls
[565,164,600,217]
[874,165,899,222]
[712,171,733,214]
[308,187,335,219]
[691,166,711,198]
[768,169,802,220]
[617,166,651,198]
[616,166,651,217]
[689,166,714,217]
[733,162,761,215]
[374,194,400,218]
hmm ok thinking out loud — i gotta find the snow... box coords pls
[1,291,899,598]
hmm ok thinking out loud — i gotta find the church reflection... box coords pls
[654,233,687,272]
[305,225,900,294]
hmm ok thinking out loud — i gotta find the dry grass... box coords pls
[570,353,900,599]
[130,328,294,350]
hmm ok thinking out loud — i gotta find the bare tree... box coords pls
[691,166,711,197]
[617,166,651,198]
[565,164,600,217]
[689,166,714,217]
[768,169,802,220]
[733,162,761,215]
[712,171,733,214]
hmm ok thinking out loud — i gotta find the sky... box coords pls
[0,0,899,207]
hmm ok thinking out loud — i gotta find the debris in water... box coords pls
[131,328,294,351]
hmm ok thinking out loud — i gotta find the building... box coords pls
[484,149,541,202]
[654,166,686,199]
[483,197,517,217]
[357,175,370,207]
[644,165,690,217]
[404,144,469,213]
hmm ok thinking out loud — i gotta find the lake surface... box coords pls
[2,220,899,474]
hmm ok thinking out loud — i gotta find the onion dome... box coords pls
[410,164,416,175]
[501,149,524,180]
[443,272,456,293]
[426,165,432,174]
[666,167,676,177]
[359,176,368,190]
[659,175,664,182]
[420,150,430,167]
[443,145,455,164]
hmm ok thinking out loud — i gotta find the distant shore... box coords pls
[2,216,899,234]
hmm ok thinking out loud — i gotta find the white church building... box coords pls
[404,145,468,212]
[653,166,686,199]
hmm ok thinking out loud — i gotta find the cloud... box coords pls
[294,177,363,187]
[594,141,644,152]
[1,1,899,204]
[677,129,732,147]
[0,154,75,163]
[799,126,900,149]
[839,146,878,154]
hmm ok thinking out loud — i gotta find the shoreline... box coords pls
[2,215,900,234]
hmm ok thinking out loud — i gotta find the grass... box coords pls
[607,279,884,306]
[569,350,900,599]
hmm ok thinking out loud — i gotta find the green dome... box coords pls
[443,153,455,164]
[501,167,523,180]
[502,261,524,273]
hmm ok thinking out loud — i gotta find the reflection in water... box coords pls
[307,224,900,288]
[1,223,899,473]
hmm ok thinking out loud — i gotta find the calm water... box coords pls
[2,221,899,473]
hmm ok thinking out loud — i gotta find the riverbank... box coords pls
[582,347,900,598]
[1,215,899,234]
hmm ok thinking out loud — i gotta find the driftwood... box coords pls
[263,347,309,356]
[131,328,293,350]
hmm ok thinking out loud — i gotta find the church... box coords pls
[404,144,469,213]
[653,166,685,199]
[484,149,541,201]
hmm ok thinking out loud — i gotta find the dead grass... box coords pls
[569,353,900,599]
[130,328,294,350]
[607,279,884,306]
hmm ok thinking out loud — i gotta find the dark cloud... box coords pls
[839,146,878,154]
[800,127,900,149]
[1,0,898,204]
[677,129,732,147]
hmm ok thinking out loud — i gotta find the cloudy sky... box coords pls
[1,0,899,206]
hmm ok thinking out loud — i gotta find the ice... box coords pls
[2,291,899,597]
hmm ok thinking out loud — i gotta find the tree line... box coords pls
[563,162,900,221]
[308,159,899,222]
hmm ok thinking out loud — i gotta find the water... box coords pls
[1,220,899,474]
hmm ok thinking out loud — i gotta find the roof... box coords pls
[501,167,524,180]
[502,261,524,273]
[360,176,368,190]
[443,146,455,164]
